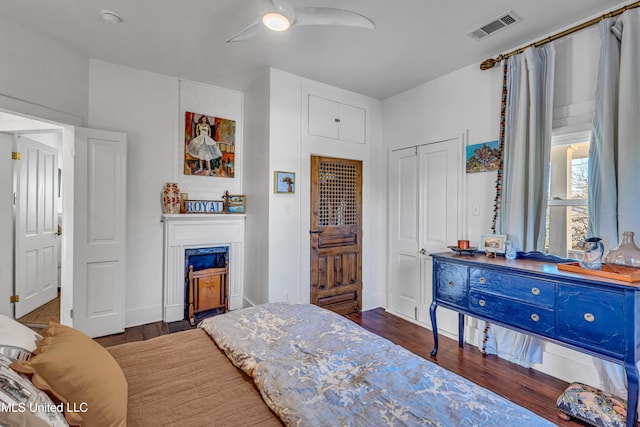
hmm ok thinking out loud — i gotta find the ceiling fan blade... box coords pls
[226,18,262,43]
[293,7,375,30]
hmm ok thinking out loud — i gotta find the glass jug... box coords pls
[604,231,640,274]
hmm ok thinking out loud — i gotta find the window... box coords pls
[545,131,591,258]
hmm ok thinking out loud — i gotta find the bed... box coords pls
[1,304,555,426]
[106,329,282,426]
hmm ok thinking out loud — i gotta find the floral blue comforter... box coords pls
[199,303,555,427]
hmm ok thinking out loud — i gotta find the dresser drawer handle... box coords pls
[479,277,486,284]
[448,281,454,287]
[531,313,540,322]
[584,313,595,322]
[531,287,540,296]
[478,299,486,307]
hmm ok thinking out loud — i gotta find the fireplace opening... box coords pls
[184,247,229,325]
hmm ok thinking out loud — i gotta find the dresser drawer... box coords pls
[469,291,555,335]
[469,267,555,307]
[557,285,624,355]
[434,262,468,307]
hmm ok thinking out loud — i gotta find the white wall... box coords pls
[381,26,603,386]
[87,60,243,327]
[0,15,88,125]
[244,68,385,309]
[263,68,385,309]
[0,16,86,322]
[383,62,502,244]
[243,72,271,306]
[88,60,177,326]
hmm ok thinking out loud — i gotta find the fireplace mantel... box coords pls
[162,214,245,322]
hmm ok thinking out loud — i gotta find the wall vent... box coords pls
[467,11,523,41]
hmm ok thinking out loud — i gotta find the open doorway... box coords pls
[0,111,64,327]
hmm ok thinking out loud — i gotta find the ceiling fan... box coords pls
[226,0,375,43]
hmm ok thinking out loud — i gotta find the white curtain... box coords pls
[484,44,555,367]
[502,45,555,252]
[588,10,640,402]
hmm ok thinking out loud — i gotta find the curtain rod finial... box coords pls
[480,58,497,70]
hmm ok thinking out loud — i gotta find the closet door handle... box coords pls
[309,229,322,234]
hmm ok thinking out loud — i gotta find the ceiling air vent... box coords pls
[467,11,523,41]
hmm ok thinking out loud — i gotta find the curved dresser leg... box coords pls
[430,301,438,356]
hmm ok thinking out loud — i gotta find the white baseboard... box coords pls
[163,303,184,323]
[125,304,163,328]
[229,293,244,310]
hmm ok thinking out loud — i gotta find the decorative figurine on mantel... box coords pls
[222,190,230,213]
[162,183,181,214]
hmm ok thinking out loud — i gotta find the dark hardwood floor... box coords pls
[96,307,583,426]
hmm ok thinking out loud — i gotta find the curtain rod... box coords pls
[480,0,640,70]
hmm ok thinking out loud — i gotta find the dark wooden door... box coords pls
[310,156,362,315]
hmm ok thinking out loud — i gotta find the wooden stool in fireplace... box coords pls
[188,263,229,326]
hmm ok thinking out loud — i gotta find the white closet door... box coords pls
[73,128,126,338]
[389,147,420,320]
[418,138,460,327]
[389,137,460,325]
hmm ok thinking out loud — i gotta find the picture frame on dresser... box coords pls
[479,234,507,254]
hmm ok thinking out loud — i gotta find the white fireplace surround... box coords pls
[162,214,245,323]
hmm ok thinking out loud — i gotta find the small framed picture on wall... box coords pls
[274,171,295,194]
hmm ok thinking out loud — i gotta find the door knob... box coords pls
[419,248,428,255]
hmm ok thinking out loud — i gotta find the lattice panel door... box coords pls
[310,156,362,315]
[318,161,358,227]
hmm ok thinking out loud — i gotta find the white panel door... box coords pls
[389,147,420,320]
[73,128,126,338]
[388,138,460,325]
[14,136,58,318]
[418,138,460,327]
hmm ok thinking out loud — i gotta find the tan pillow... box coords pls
[10,319,127,427]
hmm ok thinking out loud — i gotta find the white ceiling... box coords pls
[1,0,632,100]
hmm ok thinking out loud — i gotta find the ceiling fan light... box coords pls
[100,10,123,25]
[262,12,290,31]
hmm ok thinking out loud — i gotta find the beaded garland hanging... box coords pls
[490,60,508,235]
[483,60,509,357]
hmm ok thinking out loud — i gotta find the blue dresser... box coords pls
[430,252,640,427]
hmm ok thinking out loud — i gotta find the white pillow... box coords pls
[0,315,42,352]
